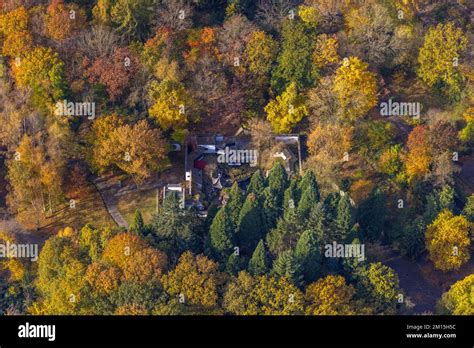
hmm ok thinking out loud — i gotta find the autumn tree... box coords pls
[161,252,223,311]
[417,23,467,100]
[223,271,304,315]
[85,47,139,101]
[46,0,86,41]
[333,57,377,121]
[305,275,356,315]
[358,262,401,314]
[7,135,64,228]
[255,0,296,32]
[459,107,474,144]
[153,0,194,32]
[344,3,407,69]
[313,34,339,70]
[147,80,197,132]
[243,30,278,78]
[265,82,308,133]
[32,235,91,314]
[93,0,156,39]
[90,115,167,184]
[0,6,28,37]
[217,14,256,69]
[306,122,353,187]
[425,210,471,272]
[12,46,66,108]
[437,274,474,315]
[101,232,168,284]
[77,225,110,262]
[378,144,403,178]
[301,0,347,32]
[1,30,33,58]
[405,125,431,183]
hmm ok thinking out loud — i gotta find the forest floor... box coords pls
[380,249,474,313]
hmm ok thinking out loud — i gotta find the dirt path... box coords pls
[91,175,129,229]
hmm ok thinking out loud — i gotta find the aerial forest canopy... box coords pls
[0,0,472,316]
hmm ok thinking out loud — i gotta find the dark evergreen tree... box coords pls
[424,185,456,225]
[248,239,269,276]
[238,193,264,253]
[295,229,321,283]
[399,216,425,260]
[298,170,320,202]
[209,206,236,262]
[225,253,242,276]
[298,184,320,219]
[423,192,440,225]
[247,169,266,196]
[262,187,281,232]
[267,161,288,205]
[226,182,244,230]
[357,189,386,241]
[283,178,299,218]
[335,194,353,242]
[129,209,145,236]
[271,19,317,94]
[322,192,340,223]
[266,208,304,256]
[342,238,368,282]
[151,192,199,259]
[272,249,303,286]
[462,194,474,222]
[306,203,326,242]
[205,203,219,229]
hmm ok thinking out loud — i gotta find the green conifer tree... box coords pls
[248,239,269,276]
[238,193,264,253]
[209,207,236,262]
[335,194,353,242]
[247,169,266,196]
[129,209,145,236]
[295,229,321,283]
[272,249,303,286]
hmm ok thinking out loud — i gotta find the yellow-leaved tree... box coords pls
[223,271,304,315]
[90,115,168,184]
[0,6,28,37]
[161,251,223,311]
[417,23,467,99]
[426,210,471,272]
[305,275,356,315]
[265,82,308,133]
[333,56,377,121]
[313,34,339,70]
[148,80,197,132]
[438,274,474,315]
